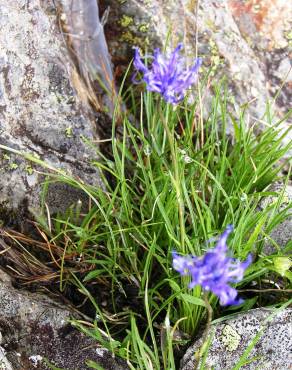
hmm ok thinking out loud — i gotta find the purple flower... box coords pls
[172,225,252,306]
[132,44,202,104]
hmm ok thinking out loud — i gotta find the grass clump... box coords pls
[0,79,291,369]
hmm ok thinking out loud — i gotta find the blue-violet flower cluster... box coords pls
[132,44,202,104]
[172,225,252,306]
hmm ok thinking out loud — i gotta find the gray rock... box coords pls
[100,0,291,139]
[229,0,292,118]
[265,217,292,254]
[181,308,292,370]
[0,0,103,221]
[0,337,13,370]
[0,269,128,370]
[258,183,292,254]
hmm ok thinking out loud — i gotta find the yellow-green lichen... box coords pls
[2,154,10,161]
[25,165,34,175]
[120,30,149,48]
[285,30,292,40]
[205,19,218,33]
[9,163,19,170]
[138,23,150,33]
[65,126,73,138]
[209,38,224,75]
[118,0,127,4]
[209,39,217,53]
[120,15,134,28]
[220,325,241,351]
[284,30,292,47]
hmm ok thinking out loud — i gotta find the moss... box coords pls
[220,325,241,351]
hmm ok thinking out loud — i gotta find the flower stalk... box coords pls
[160,108,186,251]
[194,292,213,370]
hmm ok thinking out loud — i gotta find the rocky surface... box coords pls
[0,0,103,223]
[0,268,128,370]
[0,338,13,370]
[228,0,292,117]
[100,0,291,131]
[181,307,292,370]
[258,183,292,255]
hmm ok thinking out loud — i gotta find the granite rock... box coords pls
[0,269,128,370]
[0,0,102,222]
[258,183,292,255]
[181,307,292,370]
[0,336,13,370]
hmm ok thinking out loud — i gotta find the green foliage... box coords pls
[52,83,290,367]
[1,81,291,369]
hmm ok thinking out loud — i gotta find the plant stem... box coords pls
[194,293,213,370]
[161,106,185,252]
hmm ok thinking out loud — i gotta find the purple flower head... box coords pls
[172,225,252,306]
[132,44,202,105]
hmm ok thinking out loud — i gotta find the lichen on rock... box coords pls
[100,0,291,146]
[181,308,292,370]
[219,324,241,352]
[0,268,128,370]
[0,0,103,223]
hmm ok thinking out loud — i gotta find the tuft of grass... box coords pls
[0,80,291,369]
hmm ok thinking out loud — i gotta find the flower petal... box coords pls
[132,44,202,105]
[172,226,251,306]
